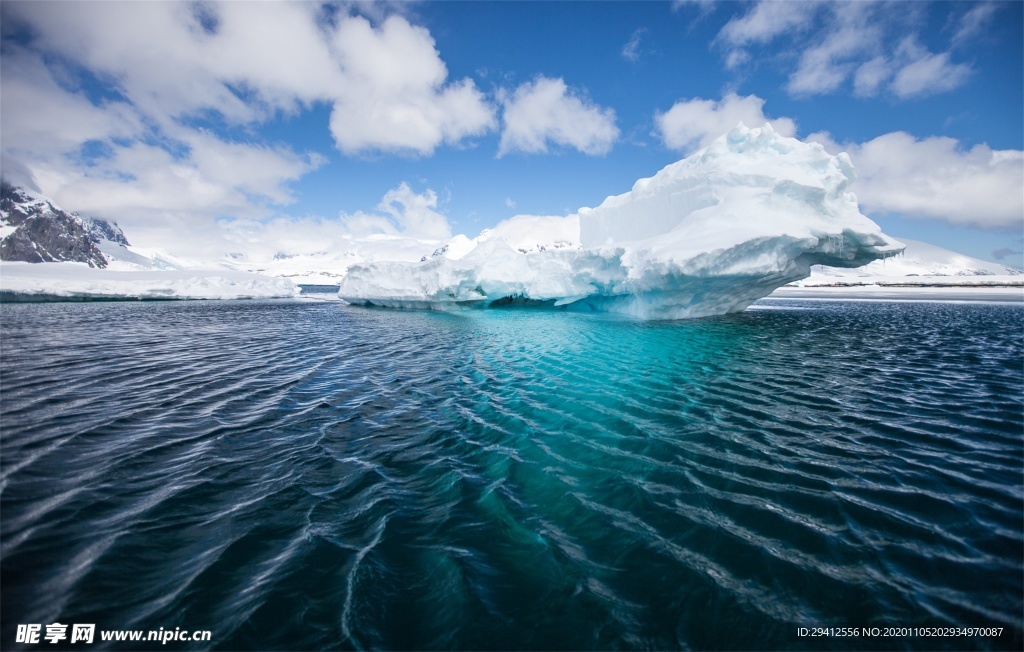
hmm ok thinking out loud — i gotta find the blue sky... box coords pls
[1,1,1022,267]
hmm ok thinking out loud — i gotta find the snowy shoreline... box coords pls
[769,285,1023,303]
[3,261,1020,305]
[0,263,299,301]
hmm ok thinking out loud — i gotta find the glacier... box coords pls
[339,124,905,319]
[0,263,299,301]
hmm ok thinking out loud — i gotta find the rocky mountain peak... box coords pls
[0,182,129,268]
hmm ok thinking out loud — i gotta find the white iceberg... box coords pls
[340,124,904,319]
[0,262,300,301]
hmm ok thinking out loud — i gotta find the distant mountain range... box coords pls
[2,183,1020,285]
[802,237,1022,285]
[0,181,128,268]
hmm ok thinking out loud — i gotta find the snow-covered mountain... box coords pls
[220,243,412,285]
[796,238,1022,286]
[825,238,1021,276]
[0,183,297,301]
[0,181,125,268]
[0,182,198,272]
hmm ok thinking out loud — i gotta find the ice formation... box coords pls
[339,123,904,319]
[0,263,299,301]
[795,238,1023,286]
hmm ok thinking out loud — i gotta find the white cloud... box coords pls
[672,0,716,11]
[654,93,797,153]
[2,3,496,165]
[809,131,1023,228]
[717,1,820,46]
[35,136,322,227]
[178,131,324,205]
[130,182,452,262]
[853,56,891,97]
[375,183,452,241]
[0,47,143,159]
[218,215,345,259]
[714,1,972,100]
[724,49,750,70]
[891,37,972,99]
[5,1,260,125]
[327,15,496,155]
[1,1,499,254]
[621,28,646,62]
[786,3,879,96]
[498,77,619,157]
[328,183,452,242]
[953,2,1000,45]
[4,0,498,152]
[203,1,344,114]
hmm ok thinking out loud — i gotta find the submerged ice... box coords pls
[340,124,904,319]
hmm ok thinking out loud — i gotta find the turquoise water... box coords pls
[1,299,1022,650]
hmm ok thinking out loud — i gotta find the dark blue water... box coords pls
[2,298,1022,650]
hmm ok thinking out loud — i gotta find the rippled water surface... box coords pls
[2,298,1022,650]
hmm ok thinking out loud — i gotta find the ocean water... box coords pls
[1,298,1021,651]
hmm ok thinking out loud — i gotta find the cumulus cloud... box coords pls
[808,131,1024,229]
[890,37,972,98]
[32,138,323,226]
[853,56,891,97]
[177,132,325,205]
[192,182,453,264]
[717,1,821,46]
[0,1,498,250]
[714,1,972,99]
[328,15,496,155]
[0,44,323,236]
[374,183,453,241]
[498,77,619,156]
[0,47,143,158]
[5,2,266,125]
[724,49,751,70]
[654,93,797,153]
[786,3,879,96]
[4,2,495,152]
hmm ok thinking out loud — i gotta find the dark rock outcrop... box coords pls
[1,181,129,268]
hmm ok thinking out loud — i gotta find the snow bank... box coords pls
[793,275,1024,288]
[771,285,1023,303]
[219,232,456,285]
[793,238,1022,285]
[0,262,299,300]
[340,124,903,319]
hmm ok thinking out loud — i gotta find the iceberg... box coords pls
[0,262,300,301]
[340,124,904,319]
